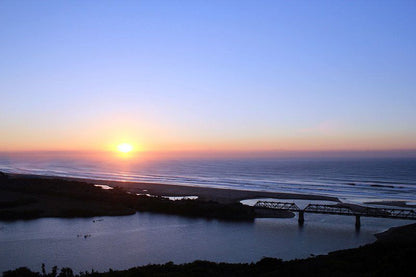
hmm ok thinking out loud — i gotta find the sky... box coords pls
[1,0,415,154]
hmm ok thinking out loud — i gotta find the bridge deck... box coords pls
[254,201,416,220]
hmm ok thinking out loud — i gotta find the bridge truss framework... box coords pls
[254,201,416,227]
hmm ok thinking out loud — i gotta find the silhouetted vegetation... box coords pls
[3,223,416,276]
[0,173,256,221]
[0,171,8,180]
[0,197,37,208]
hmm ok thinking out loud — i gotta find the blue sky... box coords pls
[1,0,415,152]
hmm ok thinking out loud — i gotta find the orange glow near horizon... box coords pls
[1,136,416,154]
[1,124,416,155]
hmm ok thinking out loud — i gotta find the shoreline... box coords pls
[1,173,297,221]
[7,173,340,204]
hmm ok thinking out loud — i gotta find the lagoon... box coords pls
[0,211,411,273]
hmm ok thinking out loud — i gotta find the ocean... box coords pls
[1,152,415,205]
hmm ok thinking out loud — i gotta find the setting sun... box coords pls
[117,143,133,153]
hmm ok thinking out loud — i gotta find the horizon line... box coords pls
[1,149,416,158]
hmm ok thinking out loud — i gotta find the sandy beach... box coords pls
[11,173,340,204]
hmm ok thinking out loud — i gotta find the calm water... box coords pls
[1,153,415,273]
[0,211,412,273]
[1,153,416,204]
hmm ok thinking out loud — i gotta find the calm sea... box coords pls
[1,152,416,204]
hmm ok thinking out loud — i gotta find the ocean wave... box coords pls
[2,156,416,204]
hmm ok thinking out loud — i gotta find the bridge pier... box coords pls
[355,215,361,229]
[298,211,304,225]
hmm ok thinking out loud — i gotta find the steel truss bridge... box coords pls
[254,201,416,227]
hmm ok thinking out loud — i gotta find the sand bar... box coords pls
[9,173,340,204]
